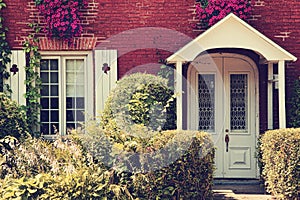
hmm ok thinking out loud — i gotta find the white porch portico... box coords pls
[167,13,296,178]
[169,13,296,130]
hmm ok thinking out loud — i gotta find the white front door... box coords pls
[188,53,258,178]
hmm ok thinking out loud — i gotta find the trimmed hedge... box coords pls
[79,124,215,199]
[260,128,300,200]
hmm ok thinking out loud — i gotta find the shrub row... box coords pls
[260,128,300,200]
[0,128,215,199]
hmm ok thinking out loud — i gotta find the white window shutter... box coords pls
[5,50,26,105]
[94,50,118,114]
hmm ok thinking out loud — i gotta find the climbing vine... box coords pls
[23,23,42,136]
[0,0,12,94]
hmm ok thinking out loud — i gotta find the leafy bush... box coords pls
[101,73,175,132]
[260,128,300,199]
[0,93,28,139]
[129,130,215,199]
[77,124,215,199]
[0,135,133,200]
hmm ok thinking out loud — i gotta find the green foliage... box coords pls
[22,23,42,136]
[287,79,300,128]
[0,93,28,139]
[260,128,300,199]
[0,0,12,94]
[128,130,215,200]
[0,134,135,199]
[101,73,176,132]
[77,121,215,199]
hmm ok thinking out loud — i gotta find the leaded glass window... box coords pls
[230,74,248,132]
[198,74,215,131]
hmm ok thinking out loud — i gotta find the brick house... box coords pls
[2,0,300,178]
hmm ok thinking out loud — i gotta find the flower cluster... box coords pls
[35,0,88,40]
[195,0,252,29]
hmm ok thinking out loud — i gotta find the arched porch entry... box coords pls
[167,13,296,178]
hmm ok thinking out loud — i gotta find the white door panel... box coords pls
[188,53,258,178]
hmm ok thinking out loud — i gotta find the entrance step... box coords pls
[214,179,261,185]
[212,179,274,200]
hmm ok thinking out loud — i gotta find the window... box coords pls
[40,56,87,135]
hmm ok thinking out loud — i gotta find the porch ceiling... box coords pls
[167,13,297,63]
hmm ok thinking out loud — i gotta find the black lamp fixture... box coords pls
[10,64,19,75]
[102,63,110,74]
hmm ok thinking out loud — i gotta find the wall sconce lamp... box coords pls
[102,63,110,74]
[10,64,19,75]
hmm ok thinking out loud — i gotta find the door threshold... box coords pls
[213,178,261,185]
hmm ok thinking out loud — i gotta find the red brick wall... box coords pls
[3,0,300,130]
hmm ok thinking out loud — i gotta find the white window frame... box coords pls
[39,51,93,136]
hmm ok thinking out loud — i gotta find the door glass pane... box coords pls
[66,59,85,131]
[198,74,215,132]
[230,74,248,132]
[40,59,60,135]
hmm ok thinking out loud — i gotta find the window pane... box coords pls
[51,85,58,96]
[41,98,49,109]
[66,97,74,109]
[230,74,248,132]
[50,72,58,83]
[67,110,75,121]
[198,74,215,132]
[50,60,58,70]
[76,110,85,121]
[40,60,49,70]
[41,123,49,135]
[41,85,49,96]
[51,111,59,122]
[76,97,84,109]
[50,98,59,109]
[41,72,49,82]
[41,111,49,122]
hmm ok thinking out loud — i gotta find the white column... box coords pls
[278,60,286,128]
[176,61,183,130]
[267,62,273,129]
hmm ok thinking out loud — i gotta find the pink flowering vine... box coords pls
[35,0,88,40]
[195,0,252,29]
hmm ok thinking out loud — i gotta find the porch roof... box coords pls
[167,13,297,62]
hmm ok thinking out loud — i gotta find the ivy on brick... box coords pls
[23,23,42,137]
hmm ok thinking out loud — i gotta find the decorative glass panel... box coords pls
[198,74,215,132]
[40,59,60,135]
[66,59,85,131]
[230,74,248,132]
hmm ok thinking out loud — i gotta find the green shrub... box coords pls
[260,128,300,199]
[78,124,215,199]
[129,130,215,200]
[0,167,133,200]
[0,93,28,139]
[101,73,176,132]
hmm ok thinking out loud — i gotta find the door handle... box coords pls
[225,129,229,152]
